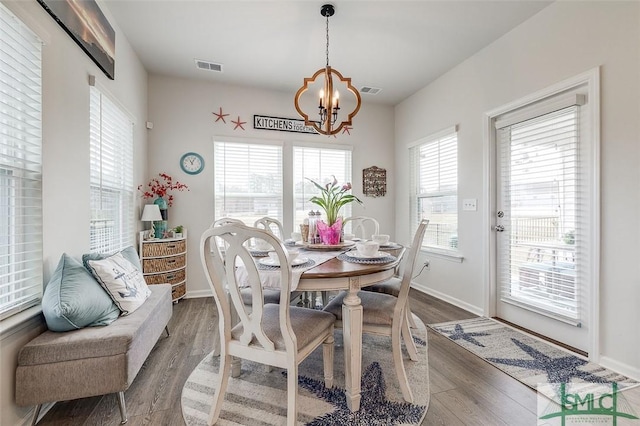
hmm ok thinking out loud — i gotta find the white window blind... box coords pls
[89,86,134,253]
[293,146,352,227]
[409,129,458,251]
[497,106,585,321]
[214,141,283,225]
[0,4,43,320]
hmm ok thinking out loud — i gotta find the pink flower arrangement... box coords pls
[307,176,362,226]
[138,173,189,207]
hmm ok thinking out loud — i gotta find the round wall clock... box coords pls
[180,152,205,175]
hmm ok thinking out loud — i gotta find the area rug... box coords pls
[428,317,638,399]
[181,317,430,425]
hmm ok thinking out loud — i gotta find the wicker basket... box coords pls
[142,254,186,273]
[143,268,185,285]
[142,240,186,258]
[172,282,186,300]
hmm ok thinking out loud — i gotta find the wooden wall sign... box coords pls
[363,166,386,197]
[253,115,318,134]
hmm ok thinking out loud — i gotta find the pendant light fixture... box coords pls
[294,4,361,136]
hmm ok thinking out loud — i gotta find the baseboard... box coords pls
[599,356,640,382]
[185,289,213,299]
[411,283,484,317]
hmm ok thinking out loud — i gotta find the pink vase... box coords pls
[316,218,342,245]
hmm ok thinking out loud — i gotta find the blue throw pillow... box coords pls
[82,246,142,271]
[42,254,121,332]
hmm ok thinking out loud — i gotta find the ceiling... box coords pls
[102,1,552,106]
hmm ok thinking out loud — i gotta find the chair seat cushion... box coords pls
[362,276,402,297]
[231,304,334,350]
[19,285,171,366]
[324,291,397,326]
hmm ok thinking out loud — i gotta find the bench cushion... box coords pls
[16,285,172,406]
[19,284,170,366]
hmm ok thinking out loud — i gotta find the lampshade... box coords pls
[140,204,162,221]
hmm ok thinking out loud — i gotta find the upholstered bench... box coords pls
[15,284,172,425]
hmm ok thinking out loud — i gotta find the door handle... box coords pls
[494,225,504,232]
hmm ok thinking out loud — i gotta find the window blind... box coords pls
[497,106,585,321]
[214,141,283,225]
[0,4,43,320]
[409,130,458,250]
[292,146,352,227]
[89,86,134,253]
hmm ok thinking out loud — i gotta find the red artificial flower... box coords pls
[138,173,189,207]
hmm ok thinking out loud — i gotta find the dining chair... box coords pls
[323,219,429,403]
[210,217,244,228]
[201,223,335,425]
[254,216,285,240]
[345,216,380,240]
[253,216,317,307]
[211,217,282,306]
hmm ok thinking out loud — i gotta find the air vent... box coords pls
[360,86,381,95]
[195,59,223,72]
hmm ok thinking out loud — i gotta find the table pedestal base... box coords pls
[343,277,363,411]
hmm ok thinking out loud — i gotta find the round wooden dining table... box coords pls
[295,246,405,412]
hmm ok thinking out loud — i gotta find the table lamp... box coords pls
[140,204,162,240]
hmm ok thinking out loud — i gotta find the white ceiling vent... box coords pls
[360,86,381,95]
[195,59,223,72]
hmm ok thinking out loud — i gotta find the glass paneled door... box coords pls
[495,105,590,352]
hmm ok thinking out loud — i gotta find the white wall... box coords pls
[147,75,395,297]
[0,1,148,424]
[395,1,640,377]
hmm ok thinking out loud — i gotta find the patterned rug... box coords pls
[181,317,430,425]
[428,317,638,401]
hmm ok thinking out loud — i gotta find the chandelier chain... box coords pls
[325,12,330,67]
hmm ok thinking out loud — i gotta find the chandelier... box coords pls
[294,4,361,136]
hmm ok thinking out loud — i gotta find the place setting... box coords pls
[338,240,397,264]
[247,238,273,257]
[256,249,315,270]
[372,233,403,249]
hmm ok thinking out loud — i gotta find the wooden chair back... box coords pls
[345,216,380,239]
[254,216,285,240]
[210,217,244,229]
[395,220,429,315]
[200,223,295,353]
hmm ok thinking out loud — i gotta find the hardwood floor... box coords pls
[38,290,539,425]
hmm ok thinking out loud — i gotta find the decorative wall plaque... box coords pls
[363,166,386,197]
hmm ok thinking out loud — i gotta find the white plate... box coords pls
[259,257,309,267]
[345,251,390,260]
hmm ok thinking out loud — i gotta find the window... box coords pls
[409,127,458,251]
[0,4,43,320]
[293,146,353,227]
[214,140,283,225]
[89,85,134,253]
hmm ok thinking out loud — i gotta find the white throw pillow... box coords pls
[86,252,151,315]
